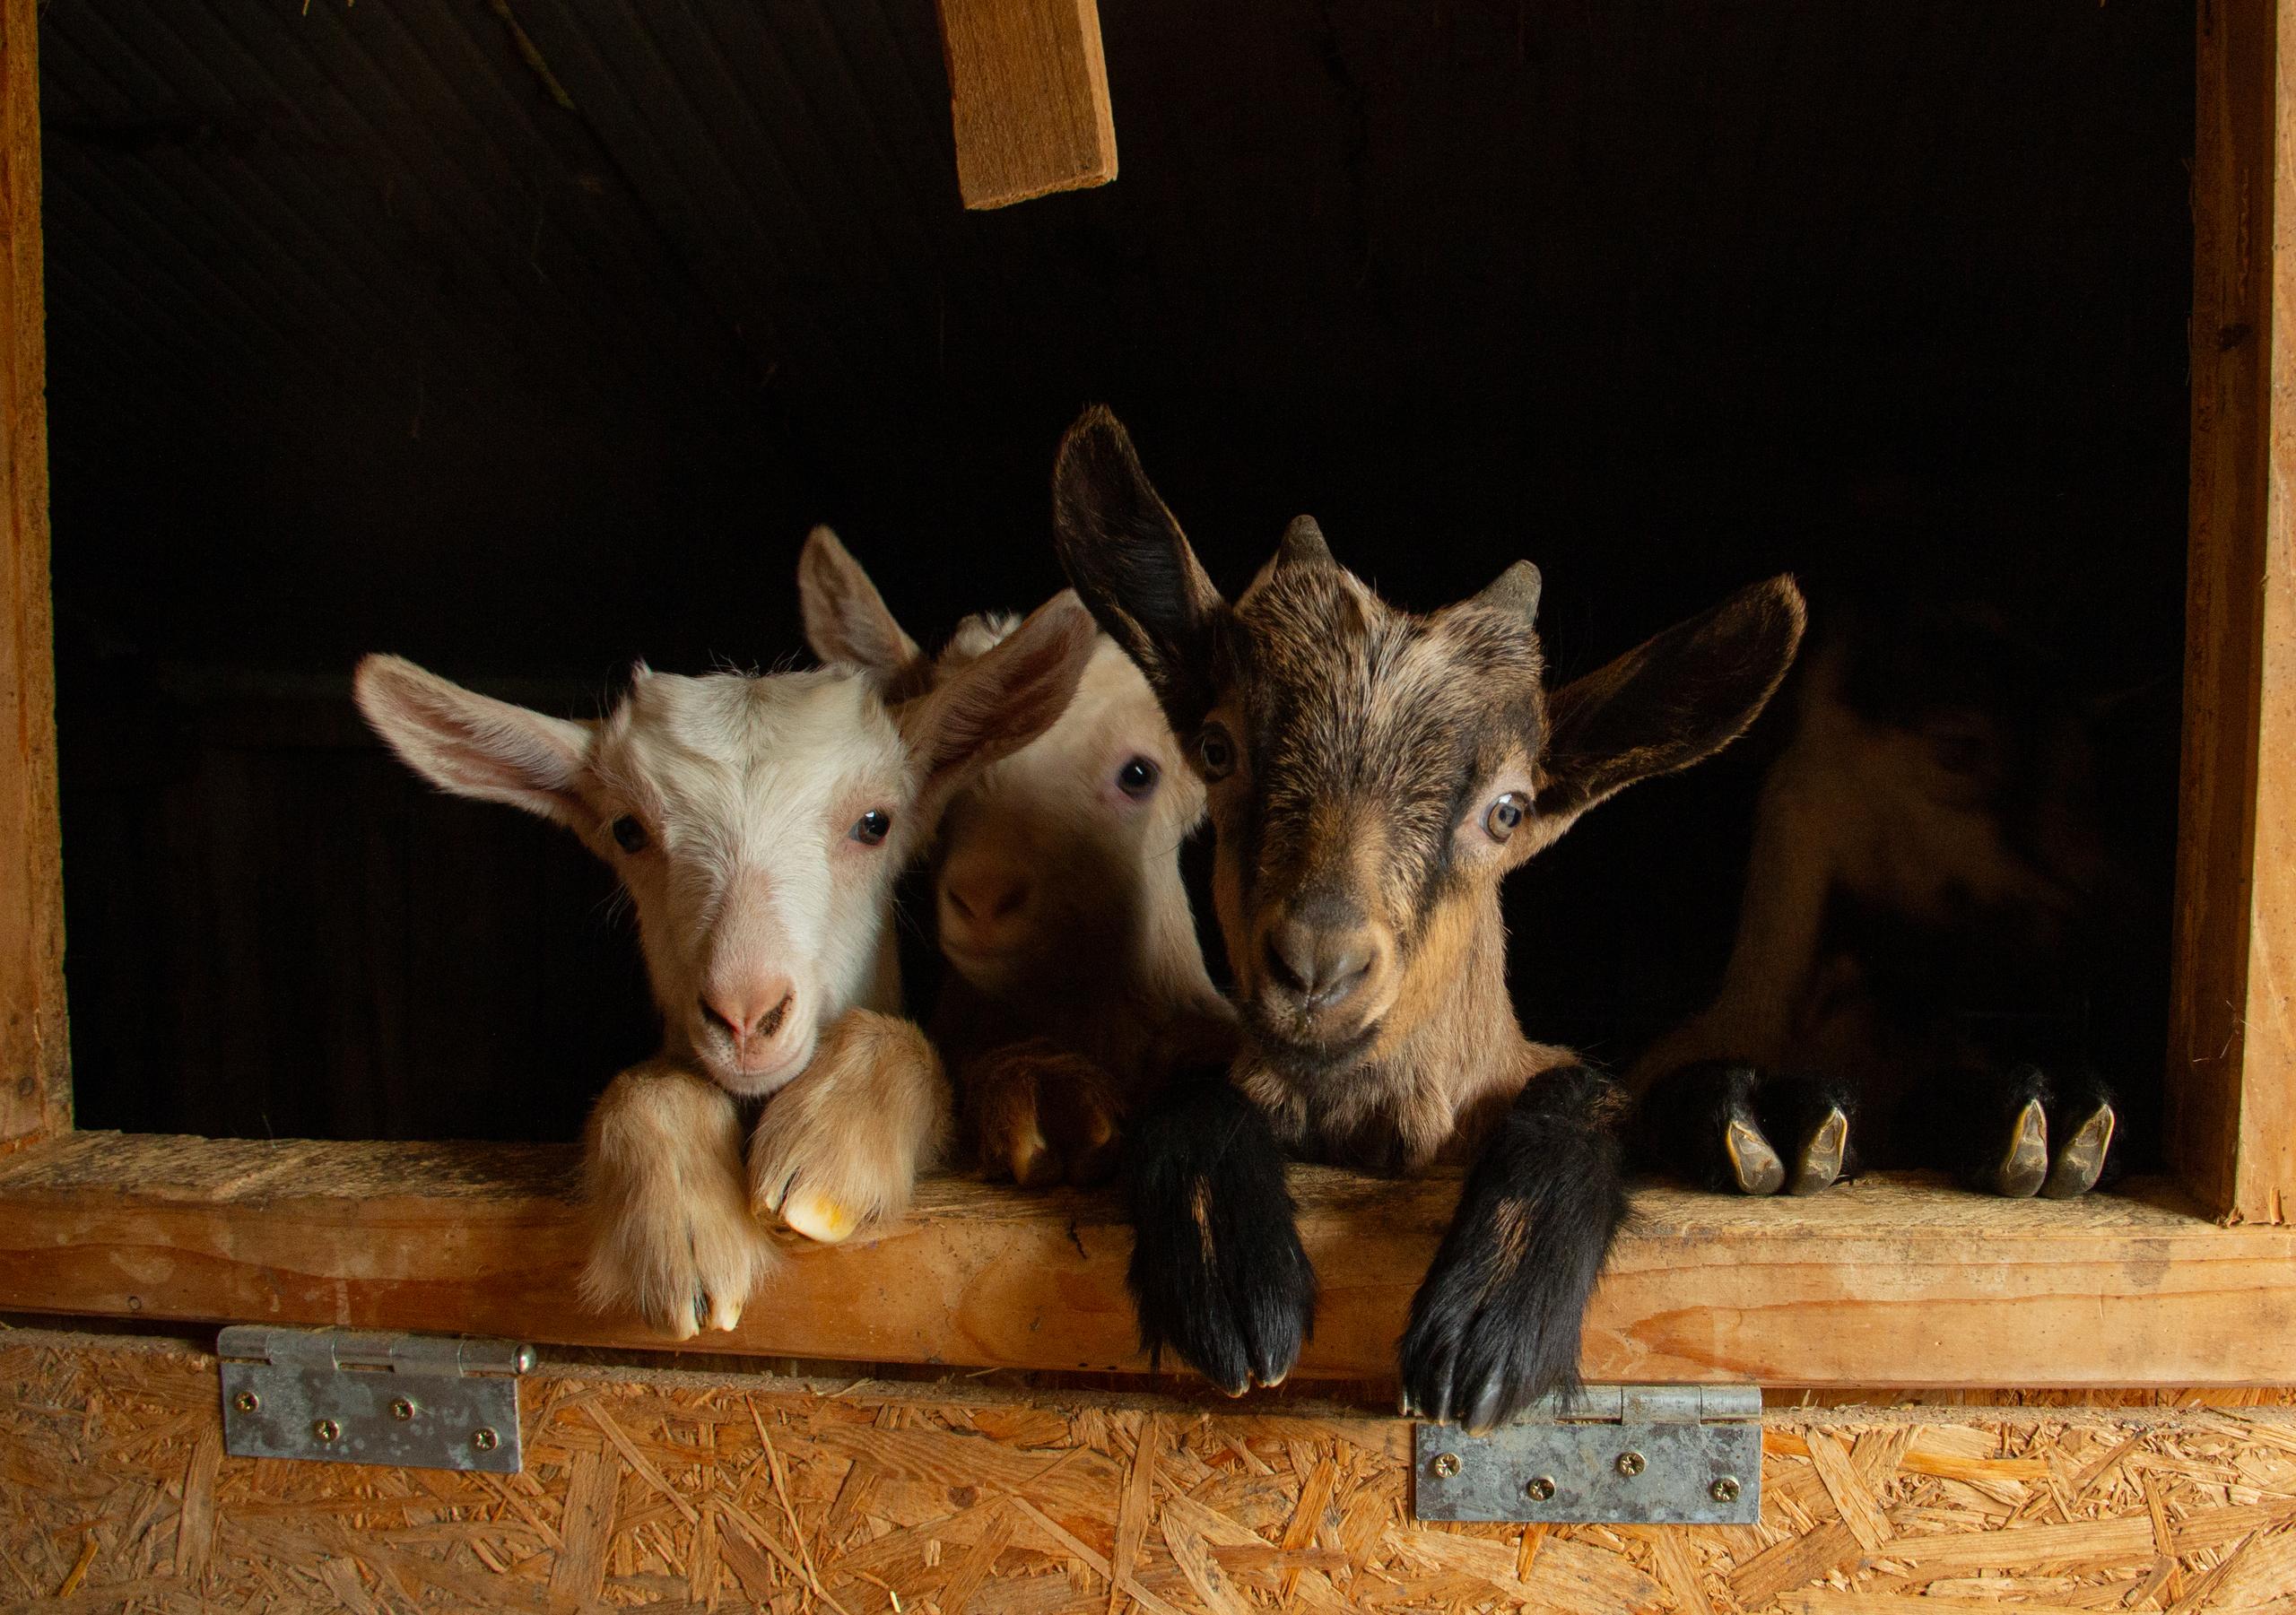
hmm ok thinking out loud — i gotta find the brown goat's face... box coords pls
[1052,407,1806,1067]
[1198,544,1551,1055]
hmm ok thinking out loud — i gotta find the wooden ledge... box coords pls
[1,1133,2292,1389]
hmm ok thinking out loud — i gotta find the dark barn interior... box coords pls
[43,0,2192,1147]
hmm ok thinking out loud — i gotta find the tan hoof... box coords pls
[2040,1104,2114,1200]
[1787,1107,1848,1196]
[1994,1098,2048,1199]
[1725,1115,1785,1196]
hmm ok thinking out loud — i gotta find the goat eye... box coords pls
[1196,725,1237,781]
[1483,793,1529,843]
[611,815,649,854]
[1117,756,1160,798]
[849,809,892,847]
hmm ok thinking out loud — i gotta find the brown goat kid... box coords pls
[798,533,1234,1185]
[1051,407,1805,1430]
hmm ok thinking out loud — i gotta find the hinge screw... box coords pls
[1710,1475,1742,1503]
[391,1399,416,1421]
[473,1428,500,1453]
[1525,1474,1556,1502]
[1616,1450,1646,1477]
[1430,1452,1460,1479]
[312,1419,340,1443]
[231,1392,258,1414]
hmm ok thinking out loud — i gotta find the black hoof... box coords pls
[1402,1067,1629,1434]
[1126,1078,1318,1395]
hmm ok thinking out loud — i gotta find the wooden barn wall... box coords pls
[36,1,2196,1139]
[6,1331,2296,1613]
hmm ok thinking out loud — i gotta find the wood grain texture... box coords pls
[2,1136,2294,1389]
[0,0,65,1151]
[2177,0,2296,1225]
[6,1331,2296,1615]
[935,0,1117,208]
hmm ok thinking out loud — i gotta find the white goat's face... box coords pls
[933,630,1205,996]
[357,537,1095,1099]
[585,668,915,1096]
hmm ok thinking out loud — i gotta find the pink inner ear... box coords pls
[904,601,1094,790]
[358,656,590,818]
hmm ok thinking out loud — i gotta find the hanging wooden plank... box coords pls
[0,0,65,1154]
[935,0,1118,209]
[2,1134,2295,1388]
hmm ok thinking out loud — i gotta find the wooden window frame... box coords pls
[0,1,2291,1392]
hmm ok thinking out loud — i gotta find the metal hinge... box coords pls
[1414,1384,1761,1525]
[219,1326,535,1473]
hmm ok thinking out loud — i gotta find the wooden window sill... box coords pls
[0,1132,2290,1389]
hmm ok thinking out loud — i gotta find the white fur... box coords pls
[352,530,1094,1337]
[358,656,915,1098]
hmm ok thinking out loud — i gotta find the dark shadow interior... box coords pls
[44,0,2191,1146]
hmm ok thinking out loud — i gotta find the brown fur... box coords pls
[960,1036,1127,1186]
[1213,560,1799,1174]
[1631,623,2121,1148]
[1053,409,1805,1177]
[1053,407,1805,1418]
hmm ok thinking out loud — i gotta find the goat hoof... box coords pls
[1725,1114,1786,1196]
[1787,1106,1849,1196]
[779,1191,857,1244]
[1004,1128,1060,1189]
[1991,1098,2049,1198]
[2041,1101,2115,1199]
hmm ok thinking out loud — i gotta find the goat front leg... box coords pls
[1399,1064,1630,1434]
[749,1009,953,1244]
[1631,769,1844,1193]
[580,1059,775,1341]
[965,1038,1126,1187]
[1126,1069,1318,1395]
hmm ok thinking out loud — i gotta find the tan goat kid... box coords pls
[798,536,1235,1186]
[355,536,1095,1339]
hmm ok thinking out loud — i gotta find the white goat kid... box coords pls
[354,539,1094,1339]
[799,543,1234,1187]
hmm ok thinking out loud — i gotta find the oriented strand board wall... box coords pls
[6,1333,2296,1613]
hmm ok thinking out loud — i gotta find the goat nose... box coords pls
[946,871,1031,927]
[1264,918,1372,1009]
[700,979,795,1042]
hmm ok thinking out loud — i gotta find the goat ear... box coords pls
[1051,406,1225,729]
[899,592,1098,822]
[353,654,594,826]
[798,525,922,673]
[1471,560,1544,626]
[1535,576,1806,838]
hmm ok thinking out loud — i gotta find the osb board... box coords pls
[6,1333,2296,1613]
